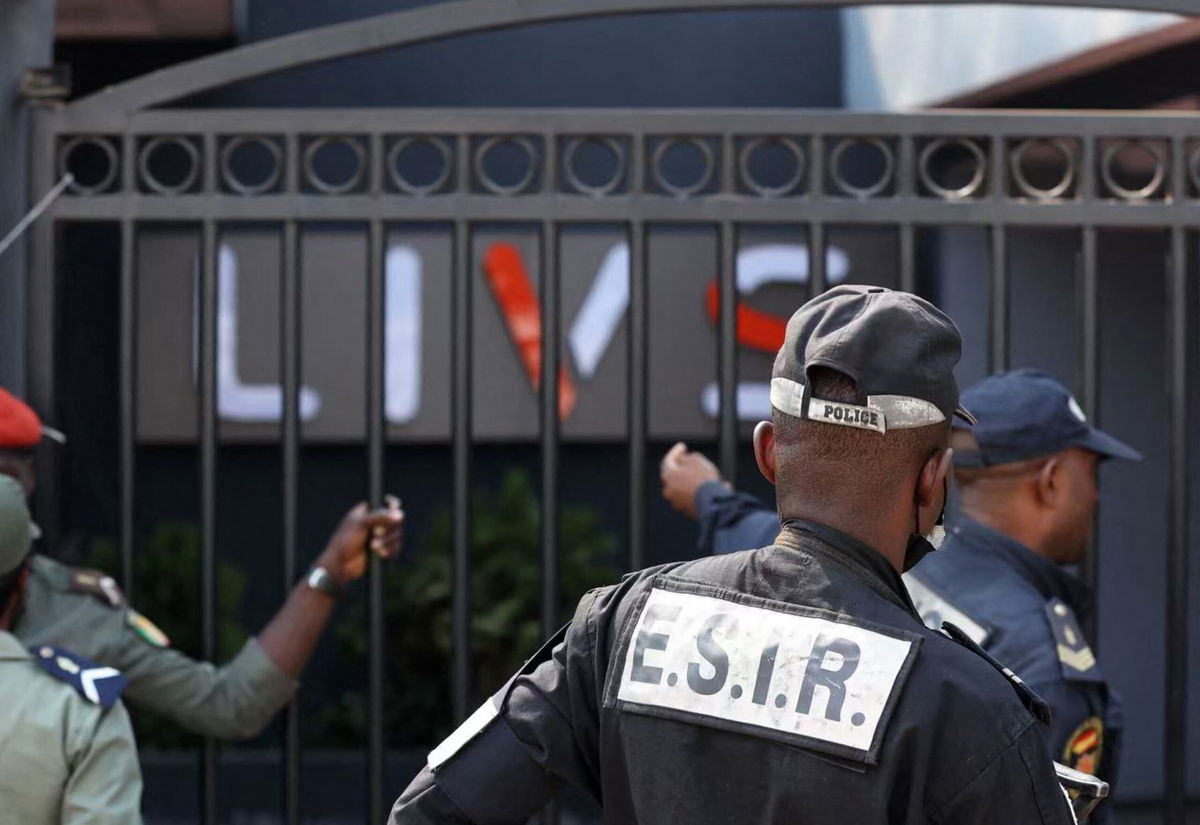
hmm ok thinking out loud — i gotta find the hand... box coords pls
[660,442,727,520]
[315,497,404,586]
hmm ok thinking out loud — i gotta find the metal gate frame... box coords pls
[25,1,1194,822]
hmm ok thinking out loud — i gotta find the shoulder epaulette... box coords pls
[1043,598,1101,682]
[68,568,126,609]
[941,621,1051,724]
[30,645,127,708]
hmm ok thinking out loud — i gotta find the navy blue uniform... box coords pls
[906,518,1121,801]
[696,481,778,557]
[392,523,1073,825]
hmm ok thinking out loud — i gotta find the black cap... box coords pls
[954,369,1141,467]
[769,285,974,433]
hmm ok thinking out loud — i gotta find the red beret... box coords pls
[0,389,46,449]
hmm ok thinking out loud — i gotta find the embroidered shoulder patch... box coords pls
[31,645,127,708]
[605,578,921,765]
[1062,716,1104,776]
[69,569,126,609]
[1044,598,1100,681]
[127,609,171,648]
[903,572,990,645]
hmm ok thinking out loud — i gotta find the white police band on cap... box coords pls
[770,377,949,434]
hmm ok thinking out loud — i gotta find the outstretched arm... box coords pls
[258,501,403,677]
[660,443,779,555]
[72,501,403,740]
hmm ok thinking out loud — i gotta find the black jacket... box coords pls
[391,522,1074,825]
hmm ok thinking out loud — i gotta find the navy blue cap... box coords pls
[954,369,1141,467]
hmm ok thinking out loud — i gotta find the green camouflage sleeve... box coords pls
[114,630,298,740]
[62,700,144,825]
[21,558,298,740]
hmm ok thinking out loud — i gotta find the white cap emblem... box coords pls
[1067,396,1087,423]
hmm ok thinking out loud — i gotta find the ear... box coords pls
[753,421,777,486]
[1035,456,1061,508]
[916,443,955,508]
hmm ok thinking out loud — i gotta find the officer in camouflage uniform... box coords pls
[0,475,143,824]
[390,286,1075,824]
[0,387,404,740]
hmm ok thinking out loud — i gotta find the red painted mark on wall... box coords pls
[483,243,578,420]
[704,280,787,354]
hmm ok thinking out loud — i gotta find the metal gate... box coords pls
[24,1,1194,822]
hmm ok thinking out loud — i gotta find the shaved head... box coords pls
[771,368,949,518]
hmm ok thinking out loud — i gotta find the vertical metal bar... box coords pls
[988,225,1008,374]
[1079,134,1096,203]
[27,110,60,548]
[898,136,917,295]
[198,219,219,825]
[284,133,299,194]
[721,134,736,194]
[628,132,650,569]
[809,223,826,297]
[540,128,561,638]
[540,220,560,637]
[809,134,826,298]
[119,219,136,598]
[118,135,137,597]
[200,131,222,825]
[280,221,301,825]
[539,220,562,825]
[1077,225,1100,645]
[1164,225,1189,825]
[718,222,738,479]
[451,216,472,723]
[899,224,916,295]
[988,135,1009,375]
[366,219,386,825]
[627,219,647,572]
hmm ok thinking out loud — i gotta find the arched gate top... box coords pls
[72,0,1193,118]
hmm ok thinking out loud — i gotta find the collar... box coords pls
[946,516,1093,617]
[776,520,918,616]
[0,631,29,660]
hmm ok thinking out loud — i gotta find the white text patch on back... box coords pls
[615,585,916,760]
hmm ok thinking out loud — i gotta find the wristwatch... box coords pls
[305,566,345,599]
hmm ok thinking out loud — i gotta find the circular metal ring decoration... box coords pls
[738,137,806,197]
[474,136,539,196]
[387,136,453,196]
[1101,140,1166,201]
[562,137,626,197]
[59,136,120,195]
[651,137,716,198]
[137,136,202,196]
[303,136,367,195]
[829,137,895,199]
[1009,138,1076,201]
[220,136,284,196]
[918,137,987,200]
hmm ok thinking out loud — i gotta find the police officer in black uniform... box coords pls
[389,286,1075,825]
[904,369,1139,822]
